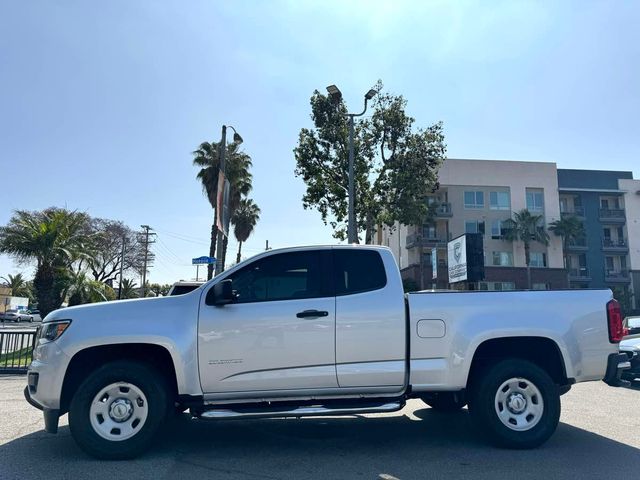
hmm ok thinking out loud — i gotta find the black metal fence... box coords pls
[0,329,37,374]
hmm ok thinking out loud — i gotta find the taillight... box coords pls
[607,299,624,343]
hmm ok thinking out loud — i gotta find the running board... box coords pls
[196,401,404,420]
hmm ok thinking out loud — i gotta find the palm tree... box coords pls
[119,278,138,299]
[67,271,112,306]
[0,273,29,297]
[549,216,585,276]
[232,199,261,263]
[193,141,253,278]
[503,209,550,289]
[0,208,94,317]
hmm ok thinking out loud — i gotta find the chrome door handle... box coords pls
[296,310,329,319]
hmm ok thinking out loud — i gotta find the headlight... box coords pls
[37,320,72,343]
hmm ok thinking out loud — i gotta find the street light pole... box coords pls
[327,85,377,244]
[347,114,356,243]
[214,124,243,276]
[214,126,227,277]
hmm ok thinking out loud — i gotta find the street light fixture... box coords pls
[325,84,378,243]
[227,125,243,144]
[326,85,342,101]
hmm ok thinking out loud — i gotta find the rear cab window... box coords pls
[333,249,387,296]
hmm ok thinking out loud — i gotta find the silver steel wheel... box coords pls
[494,377,544,432]
[89,382,149,441]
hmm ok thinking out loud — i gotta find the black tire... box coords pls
[69,360,170,460]
[423,392,467,412]
[468,359,560,449]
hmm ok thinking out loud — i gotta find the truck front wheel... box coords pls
[69,360,169,459]
[468,359,560,449]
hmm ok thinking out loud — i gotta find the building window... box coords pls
[491,220,509,239]
[479,281,515,291]
[526,189,544,213]
[465,220,485,235]
[529,252,547,267]
[492,251,514,266]
[490,191,510,210]
[422,224,437,239]
[464,191,484,209]
[532,283,548,290]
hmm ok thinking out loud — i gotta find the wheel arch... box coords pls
[466,336,570,389]
[60,343,179,413]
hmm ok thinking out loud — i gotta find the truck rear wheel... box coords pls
[69,360,169,459]
[468,359,560,449]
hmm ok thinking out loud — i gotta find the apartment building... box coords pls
[381,159,567,290]
[557,170,633,295]
[619,178,640,309]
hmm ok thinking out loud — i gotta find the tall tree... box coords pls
[193,141,253,277]
[549,215,585,275]
[548,216,585,250]
[85,218,145,283]
[503,209,550,289]
[231,198,261,263]
[0,208,94,316]
[67,271,115,306]
[294,81,446,243]
[146,282,171,297]
[0,273,29,297]
[119,278,138,299]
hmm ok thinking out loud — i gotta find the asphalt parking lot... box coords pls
[1,376,638,480]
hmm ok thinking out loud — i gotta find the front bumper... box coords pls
[603,352,631,387]
[24,386,60,433]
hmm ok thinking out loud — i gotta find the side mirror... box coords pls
[206,279,235,306]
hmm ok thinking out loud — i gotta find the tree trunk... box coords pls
[524,242,531,289]
[563,238,570,288]
[221,235,229,271]
[208,222,217,280]
[33,263,64,318]
[364,211,375,244]
[236,242,243,264]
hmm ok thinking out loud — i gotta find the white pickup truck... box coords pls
[24,245,629,459]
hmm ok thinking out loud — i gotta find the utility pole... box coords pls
[139,225,156,298]
[117,234,126,300]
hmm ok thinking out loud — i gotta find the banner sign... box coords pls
[431,247,438,279]
[215,172,231,236]
[448,235,468,283]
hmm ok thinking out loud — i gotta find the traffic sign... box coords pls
[192,256,216,265]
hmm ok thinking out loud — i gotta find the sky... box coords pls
[1,0,639,285]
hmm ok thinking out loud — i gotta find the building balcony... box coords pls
[598,208,626,223]
[434,202,453,217]
[568,267,591,281]
[406,233,449,249]
[560,206,585,218]
[605,269,631,283]
[565,239,588,251]
[601,238,629,252]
